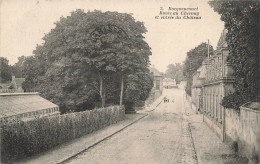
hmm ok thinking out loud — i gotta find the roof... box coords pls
[0,92,58,118]
[241,102,260,111]
[163,78,176,82]
[149,66,163,77]
[217,29,228,50]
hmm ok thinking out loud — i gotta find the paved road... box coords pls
[66,89,197,164]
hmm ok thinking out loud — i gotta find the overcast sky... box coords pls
[0,0,224,72]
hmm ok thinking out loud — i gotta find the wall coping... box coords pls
[240,102,260,113]
[0,92,39,96]
[203,77,235,86]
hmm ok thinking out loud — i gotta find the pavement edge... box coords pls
[58,113,148,164]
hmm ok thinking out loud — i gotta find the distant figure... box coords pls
[164,97,167,103]
[172,99,174,103]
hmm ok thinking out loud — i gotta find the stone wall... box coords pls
[204,114,222,139]
[225,104,260,161]
[191,87,201,111]
[186,95,196,112]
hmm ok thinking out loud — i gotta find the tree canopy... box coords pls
[165,63,185,84]
[209,0,260,109]
[0,57,12,83]
[11,56,27,78]
[22,9,153,113]
[183,42,213,95]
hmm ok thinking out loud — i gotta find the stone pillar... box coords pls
[221,83,226,142]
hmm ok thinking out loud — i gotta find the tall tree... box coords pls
[183,43,213,95]
[22,9,152,112]
[165,63,185,84]
[11,56,27,78]
[87,12,151,107]
[0,57,12,83]
[124,69,153,110]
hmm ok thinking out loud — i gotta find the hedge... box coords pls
[1,106,125,162]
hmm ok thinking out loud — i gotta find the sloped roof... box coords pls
[149,66,163,77]
[217,29,228,49]
[0,92,58,118]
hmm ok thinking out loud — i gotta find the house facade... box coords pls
[145,66,163,106]
[191,62,207,113]
[202,29,235,140]
[198,29,260,159]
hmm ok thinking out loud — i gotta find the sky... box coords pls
[0,0,224,72]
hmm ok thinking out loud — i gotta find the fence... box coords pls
[0,106,125,162]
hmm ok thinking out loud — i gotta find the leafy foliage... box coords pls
[0,57,12,83]
[183,43,213,95]
[2,106,124,162]
[209,0,260,109]
[165,63,185,84]
[11,56,27,78]
[22,10,152,112]
[124,69,153,109]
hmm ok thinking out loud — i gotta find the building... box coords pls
[163,78,177,89]
[145,66,163,106]
[198,29,260,160]
[10,76,25,92]
[202,29,235,140]
[191,62,207,113]
[0,76,25,93]
[0,92,60,126]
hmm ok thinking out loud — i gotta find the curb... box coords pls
[145,97,164,112]
[58,113,148,164]
[58,97,164,163]
[188,122,199,164]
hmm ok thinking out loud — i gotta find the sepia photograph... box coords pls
[0,0,259,163]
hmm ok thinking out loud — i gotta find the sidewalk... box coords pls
[183,98,248,164]
[15,97,164,164]
[140,95,164,113]
[15,114,147,164]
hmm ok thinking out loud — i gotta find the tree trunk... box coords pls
[102,93,105,108]
[120,75,124,106]
[99,73,105,108]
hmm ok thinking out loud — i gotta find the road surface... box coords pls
[65,89,197,164]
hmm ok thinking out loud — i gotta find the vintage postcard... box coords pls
[0,0,259,163]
